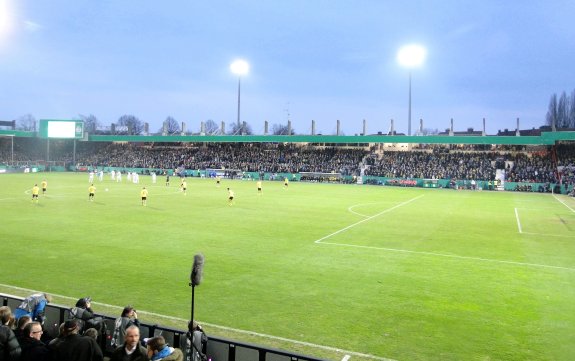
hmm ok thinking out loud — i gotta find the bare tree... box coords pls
[16,114,37,131]
[163,116,180,135]
[228,122,253,135]
[204,119,219,135]
[79,114,99,133]
[557,91,569,128]
[117,115,144,135]
[546,94,558,129]
[421,128,439,135]
[546,90,575,129]
[271,123,295,135]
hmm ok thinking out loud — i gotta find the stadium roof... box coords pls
[1,130,574,145]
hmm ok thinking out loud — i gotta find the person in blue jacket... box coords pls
[14,293,52,324]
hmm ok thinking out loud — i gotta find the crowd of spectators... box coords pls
[72,142,367,176]
[364,148,498,180]
[557,143,575,192]
[1,138,575,191]
[504,152,556,183]
[0,293,186,361]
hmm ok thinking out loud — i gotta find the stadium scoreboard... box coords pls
[39,119,84,139]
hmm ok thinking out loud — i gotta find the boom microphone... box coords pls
[191,253,204,286]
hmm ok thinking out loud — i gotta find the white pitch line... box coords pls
[347,203,373,218]
[521,232,574,238]
[0,284,396,361]
[514,206,569,211]
[514,208,523,234]
[553,194,575,213]
[316,241,575,271]
[316,195,424,243]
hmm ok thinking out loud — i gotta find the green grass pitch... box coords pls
[1,172,574,361]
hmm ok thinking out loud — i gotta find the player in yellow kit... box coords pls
[41,180,47,195]
[227,188,234,206]
[31,184,40,203]
[88,184,96,201]
[141,187,148,206]
[181,179,187,195]
[257,180,262,195]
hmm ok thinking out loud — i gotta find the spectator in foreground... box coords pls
[110,325,148,361]
[83,328,99,341]
[51,319,103,361]
[0,307,15,329]
[19,321,50,361]
[146,335,183,361]
[47,322,66,353]
[69,297,104,335]
[14,293,52,324]
[111,306,140,347]
[14,315,32,344]
[0,306,22,361]
[188,321,207,361]
[83,327,102,358]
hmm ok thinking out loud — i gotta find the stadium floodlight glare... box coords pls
[0,1,14,44]
[230,59,249,76]
[397,44,426,68]
[397,44,426,136]
[230,59,250,128]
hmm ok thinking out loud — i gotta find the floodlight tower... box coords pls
[230,59,250,128]
[397,44,426,136]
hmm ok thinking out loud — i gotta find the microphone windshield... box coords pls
[191,253,205,286]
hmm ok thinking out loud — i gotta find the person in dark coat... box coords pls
[69,297,105,337]
[51,319,103,361]
[19,322,50,361]
[47,322,65,355]
[0,306,21,361]
[13,316,32,345]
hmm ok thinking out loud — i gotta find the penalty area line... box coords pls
[514,208,523,233]
[347,203,374,218]
[553,194,575,213]
[520,231,573,238]
[0,284,396,361]
[315,242,575,272]
[316,195,424,244]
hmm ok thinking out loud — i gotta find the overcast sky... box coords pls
[1,0,574,135]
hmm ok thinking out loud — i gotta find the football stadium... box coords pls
[1,127,575,361]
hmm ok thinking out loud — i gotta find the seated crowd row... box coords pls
[0,293,189,361]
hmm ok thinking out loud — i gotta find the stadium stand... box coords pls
[1,293,328,361]
[1,134,573,194]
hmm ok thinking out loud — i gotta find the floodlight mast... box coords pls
[230,59,250,128]
[397,45,426,136]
